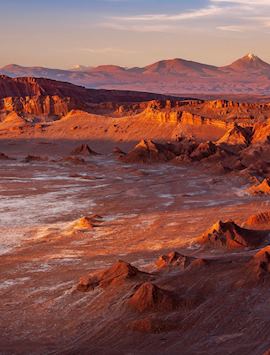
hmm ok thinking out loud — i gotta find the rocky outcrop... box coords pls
[198,220,266,249]
[248,179,270,195]
[252,247,270,280]
[252,120,270,144]
[128,282,178,312]
[0,75,182,118]
[77,260,150,291]
[155,251,196,269]
[217,124,252,147]
[190,141,217,161]
[142,100,235,129]
[71,215,102,232]
[121,139,176,164]
[245,211,270,228]
[0,95,78,117]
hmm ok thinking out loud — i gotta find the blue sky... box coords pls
[0,0,270,68]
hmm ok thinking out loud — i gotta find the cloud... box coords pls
[99,0,270,34]
[111,6,222,22]
[100,22,175,33]
[211,0,270,5]
[217,25,249,32]
[100,5,225,33]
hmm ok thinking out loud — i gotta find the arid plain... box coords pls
[2,68,270,354]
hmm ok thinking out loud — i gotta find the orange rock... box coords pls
[248,178,270,195]
[198,220,266,249]
[245,211,270,228]
[217,124,251,147]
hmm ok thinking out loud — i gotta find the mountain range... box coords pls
[1,54,270,95]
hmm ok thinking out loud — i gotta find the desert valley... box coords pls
[1,70,270,354]
[3,0,270,353]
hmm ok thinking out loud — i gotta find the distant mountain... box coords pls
[1,54,270,95]
[222,54,270,72]
[143,58,218,75]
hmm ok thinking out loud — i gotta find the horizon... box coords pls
[0,52,266,71]
[1,0,270,69]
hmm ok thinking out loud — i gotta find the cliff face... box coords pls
[141,99,269,130]
[0,96,80,116]
[0,75,90,101]
[0,75,182,118]
[0,76,88,116]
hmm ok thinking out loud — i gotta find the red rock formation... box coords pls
[252,246,270,279]
[128,282,178,312]
[248,179,270,195]
[0,75,180,118]
[77,260,150,291]
[199,220,266,249]
[252,120,270,144]
[121,140,176,164]
[155,251,195,269]
[245,211,270,228]
[217,124,252,147]
[71,215,103,232]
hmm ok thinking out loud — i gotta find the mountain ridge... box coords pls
[1,54,270,95]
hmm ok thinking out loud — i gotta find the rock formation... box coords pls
[198,220,266,249]
[217,124,251,147]
[245,211,270,228]
[121,140,176,164]
[248,179,270,195]
[155,251,195,269]
[190,141,217,161]
[77,260,150,291]
[71,215,102,231]
[252,247,270,279]
[128,282,178,312]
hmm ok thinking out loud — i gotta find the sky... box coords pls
[0,0,270,69]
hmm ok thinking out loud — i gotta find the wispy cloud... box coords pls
[211,0,270,5]
[98,0,270,35]
[100,5,225,33]
[111,6,222,22]
[217,25,250,32]
[100,22,175,33]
